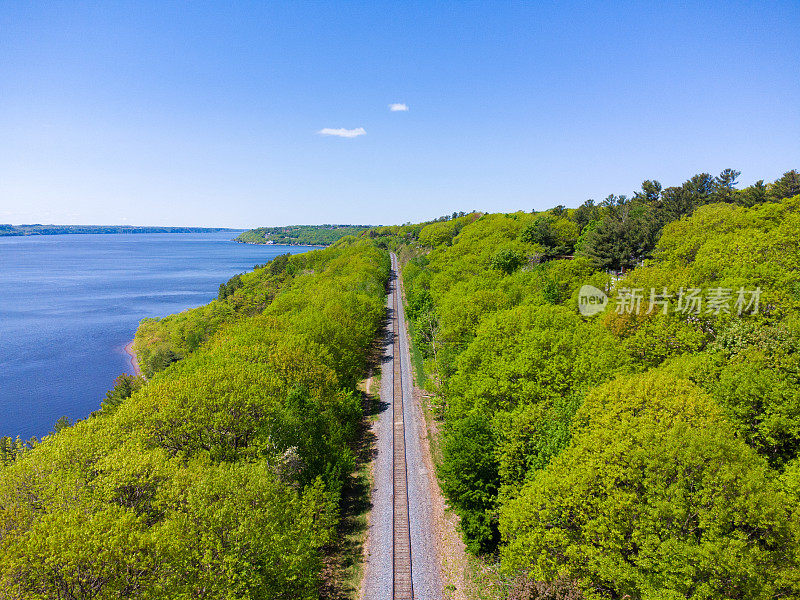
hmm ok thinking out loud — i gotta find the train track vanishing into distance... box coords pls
[362,253,439,599]
[391,259,414,599]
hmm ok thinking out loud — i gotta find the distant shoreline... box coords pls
[123,341,143,378]
[234,225,371,247]
[1,225,238,237]
[236,240,328,247]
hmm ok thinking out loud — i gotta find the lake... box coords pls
[0,232,315,439]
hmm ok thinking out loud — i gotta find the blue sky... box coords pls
[1,1,798,228]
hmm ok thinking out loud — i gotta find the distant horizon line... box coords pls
[1,223,379,230]
[2,223,240,230]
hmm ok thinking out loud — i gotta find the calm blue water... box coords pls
[0,232,314,439]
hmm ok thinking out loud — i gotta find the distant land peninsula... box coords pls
[0,225,236,236]
[235,224,371,246]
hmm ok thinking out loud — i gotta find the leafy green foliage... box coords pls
[218,271,244,300]
[519,214,579,257]
[439,413,500,554]
[376,172,800,598]
[575,170,798,270]
[417,213,478,247]
[767,169,800,200]
[133,300,235,377]
[651,196,800,312]
[576,194,656,269]
[6,167,800,598]
[501,371,800,599]
[438,304,628,551]
[132,251,310,377]
[0,436,32,466]
[446,305,626,419]
[490,248,525,274]
[235,224,370,245]
[660,320,800,470]
[0,239,390,598]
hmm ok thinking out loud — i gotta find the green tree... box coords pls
[491,248,525,275]
[440,305,627,553]
[735,179,768,206]
[632,179,662,205]
[573,199,600,232]
[520,216,558,248]
[418,220,459,247]
[576,195,656,269]
[51,416,72,434]
[769,169,800,200]
[501,371,800,599]
[0,238,390,599]
[520,216,579,257]
[101,373,145,414]
[711,168,741,203]
[439,413,500,553]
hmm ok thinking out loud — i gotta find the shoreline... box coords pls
[235,241,329,247]
[123,341,143,378]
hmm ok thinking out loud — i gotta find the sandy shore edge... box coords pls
[123,340,143,378]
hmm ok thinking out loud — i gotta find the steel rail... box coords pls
[391,258,414,600]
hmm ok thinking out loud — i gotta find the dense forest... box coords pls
[0,238,389,598]
[2,168,799,599]
[0,224,234,236]
[236,224,371,246]
[385,169,800,599]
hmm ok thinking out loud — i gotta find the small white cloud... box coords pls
[317,127,366,138]
[389,103,409,112]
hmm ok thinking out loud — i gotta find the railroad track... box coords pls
[391,259,414,600]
